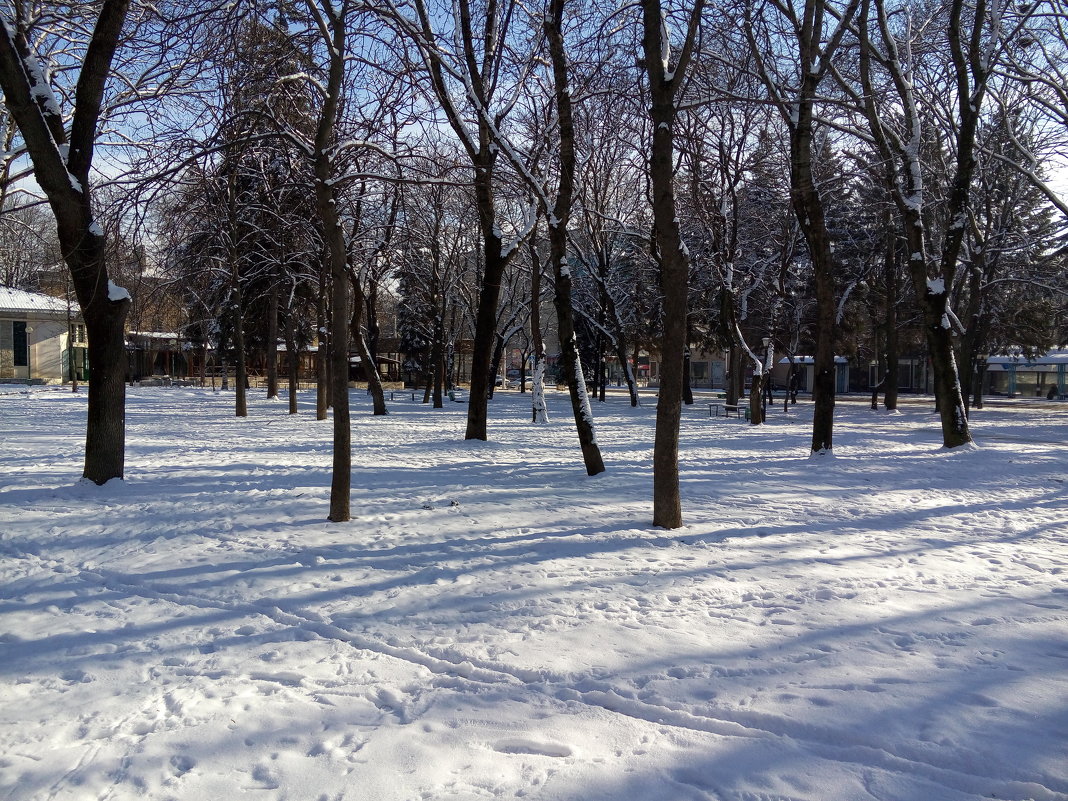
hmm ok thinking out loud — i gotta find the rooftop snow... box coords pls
[0,286,72,316]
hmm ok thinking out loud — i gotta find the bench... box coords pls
[708,402,751,421]
[388,390,418,401]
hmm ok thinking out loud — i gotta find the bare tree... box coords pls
[854,0,1001,446]
[641,0,705,528]
[745,0,861,454]
[0,0,133,483]
[380,0,538,442]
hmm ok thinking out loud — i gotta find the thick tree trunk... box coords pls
[903,221,971,447]
[327,243,351,521]
[749,373,764,425]
[726,345,743,406]
[82,299,128,484]
[464,163,506,440]
[641,0,703,528]
[790,70,836,454]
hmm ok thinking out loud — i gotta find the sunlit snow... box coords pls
[1,386,1065,801]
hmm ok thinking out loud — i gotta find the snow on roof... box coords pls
[0,286,71,316]
[128,331,180,340]
[986,350,1068,368]
[778,355,848,364]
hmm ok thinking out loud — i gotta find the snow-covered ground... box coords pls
[1,386,1066,801]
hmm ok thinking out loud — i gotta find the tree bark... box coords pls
[308,0,351,521]
[285,312,299,414]
[791,68,837,454]
[0,0,132,484]
[641,0,704,528]
[464,164,506,440]
[545,0,604,475]
[528,238,549,422]
[883,222,899,411]
[316,253,329,420]
[267,284,279,399]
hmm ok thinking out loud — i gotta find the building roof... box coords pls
[778,356,848,365]
[986,350,1068,368]
[0,286,71,317]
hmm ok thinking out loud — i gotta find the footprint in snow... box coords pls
[170,754,196,777]
[493,738,573,758]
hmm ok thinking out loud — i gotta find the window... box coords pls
[75,324,86,344]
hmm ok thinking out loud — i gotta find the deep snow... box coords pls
[0,386,1066,801]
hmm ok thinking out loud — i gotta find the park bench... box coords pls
[708,402,751,421]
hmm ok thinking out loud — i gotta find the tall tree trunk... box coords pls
[310,4,351,522]
[326,233,350,521]
[316,256,329,420]
[791,77,836,453]
[529,238,549,422]
[859,0,972,445]
[267,284,279,399]
[641,0,704,528]
[464,161,507,440]
[884,225,899,411]
[232,283,248,417]
[285,312,299,415]
[545,0,605,476]
[959,258,987,415]
[431,312,445,409]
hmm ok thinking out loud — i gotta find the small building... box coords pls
[127,331,193,381]
[982,351,1068,398]
[0,286,85,384]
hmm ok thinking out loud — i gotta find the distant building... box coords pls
[982,351,1068,398]
[0,287,85,384]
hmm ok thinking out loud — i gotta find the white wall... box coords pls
[30,320,68,384]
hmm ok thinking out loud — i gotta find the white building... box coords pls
[0,286,86,384]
